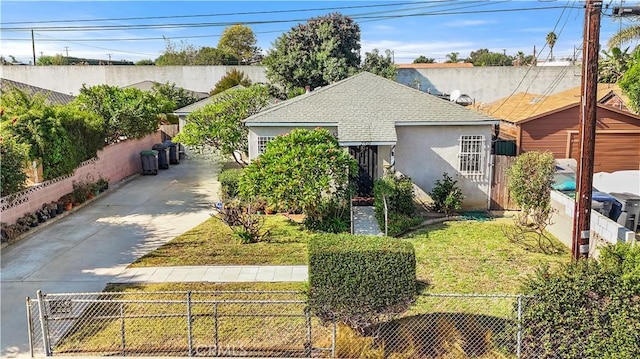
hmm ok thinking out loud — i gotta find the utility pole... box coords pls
[571,0,602,260]
[64,46,70,57]
[107,53,112,65]
[31,30,36,65]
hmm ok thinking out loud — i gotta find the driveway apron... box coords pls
[1,158,221,358]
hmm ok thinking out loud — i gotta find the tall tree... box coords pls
[210,68,252,95]
[151,82,199,111]
[263,12,361,90]
[361,49,397,80]
[173,85,271,166]
[546,31,557,61]
[599,47,632,83]
[413,55,435,64]
[445,52,460,63]
[466,48,513,66]
[217,24,260,64]
[619,50,640,112]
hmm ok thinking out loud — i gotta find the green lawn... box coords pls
[131,215,311,266]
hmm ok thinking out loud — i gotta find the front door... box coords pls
[349,145,378,197]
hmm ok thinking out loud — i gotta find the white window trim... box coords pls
[458,135,485,176]
[257,136,276,154]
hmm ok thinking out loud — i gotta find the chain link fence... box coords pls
[27,291,547,358]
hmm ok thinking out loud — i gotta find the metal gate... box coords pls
[349,145,378,197]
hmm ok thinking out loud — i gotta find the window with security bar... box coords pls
[458,135,485,175]
[257,136,275,154]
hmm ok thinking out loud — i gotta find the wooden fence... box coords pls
[490,155,519,210]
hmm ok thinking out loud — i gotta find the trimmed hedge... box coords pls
[218,168,244,200]
[308,234,416,330]
[519,244,640,358]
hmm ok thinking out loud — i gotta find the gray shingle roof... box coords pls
[174,85,245,115]
[244,72,498,143]
[0,78,75,105]
[123,80,209,100]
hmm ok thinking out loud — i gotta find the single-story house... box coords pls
[477,84,640,173]
[0,78,75,105]
[243,72,500,210]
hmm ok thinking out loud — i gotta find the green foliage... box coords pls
[193,46,238,65]
[55,105,105,164]
[0,137,29,197]
[217,24,260,64]
[429,173,464,215]
[154,39,238,66]
[73,84,170,144]
[308,234,416,330]
[607,25,640,49]
[302,198,350,233]
[173,85,270,163]
[218,168,244,200]
[413,55,435,64]
[361,49,397,80]
[210,68,252,96]
[239,128,358,218]
[263,12,361,90]
[151,82,199,111]
[519,244,640,358]
[546,31,557,59]
[213,198,270,244]
[36,54,67,65]
[373,174,419,236]
[599,46,633,83]
[135,59,154,65]
[466,48,514,66]
[507,151,555,219]
[620,54,640,112]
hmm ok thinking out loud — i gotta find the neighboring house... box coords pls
[477,84,640,173]
[173,85,245,130]
[0,78,75,105]
[243,72,499,210]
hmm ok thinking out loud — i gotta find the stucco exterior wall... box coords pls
[396,66,582,104]
[247,126,338,159]
[2,65,579,104]
[0,65,267,95]
[394,125,493,210]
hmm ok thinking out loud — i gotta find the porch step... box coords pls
[352,206,384,236]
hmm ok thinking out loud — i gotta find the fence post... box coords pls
[213,302,219,357]
[517,295,523,359]
[331,319,337,358]
[120,303,126,356]
[26,297,34,358]
[36,290,51,356]
[304,306,312,357]
[187,291,193,357]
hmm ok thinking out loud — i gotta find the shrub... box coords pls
[518,244,640,358]
[308,234,416,331]
[302,198,350,233]
[218,168,244,200]
[212,199,269,243]
[0,137,29,197]
[373,174,419,236]
[429,172,463,215]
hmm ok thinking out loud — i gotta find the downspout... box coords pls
[487,148,494,210]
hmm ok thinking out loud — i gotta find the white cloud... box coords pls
[443,20,494,27]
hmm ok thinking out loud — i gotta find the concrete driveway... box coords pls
[1,158,220,358]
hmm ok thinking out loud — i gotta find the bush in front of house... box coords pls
[518,243,640,358]
[0,137,29,197]
[429,172,464,215]
[308,233,416,331]
[302,198,350,233]
[373,174,420,236]
[218,168,244,200]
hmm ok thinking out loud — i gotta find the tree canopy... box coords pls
[211,68,252,95]
[466,48,513,66]
[154,40,238,66]
[619,52,640,112]
[173,85,271,165]
[263,12,361,90]
[217,24,261,64]
[361,49,397,80]
[150,82,199,111]
[413,55,435,64]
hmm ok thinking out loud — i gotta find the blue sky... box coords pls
[1,1,638,64]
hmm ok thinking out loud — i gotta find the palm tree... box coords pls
[445,52,459,63]
[608,25,640,49]
[546,32,557,61]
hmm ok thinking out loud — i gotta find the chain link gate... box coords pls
[27,291,545,358]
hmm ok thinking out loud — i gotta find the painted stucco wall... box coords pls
[2,65,580,104]
[0,65,267,95]
[394,125,493,210]
[247,126,338,159]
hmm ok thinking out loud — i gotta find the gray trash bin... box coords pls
[140,150,159,175]
[163,140,179,165]
[152,143,169,169]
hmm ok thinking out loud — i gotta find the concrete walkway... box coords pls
[1,158,221,358]
[352,206,384,235]
[112,265,308,284]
